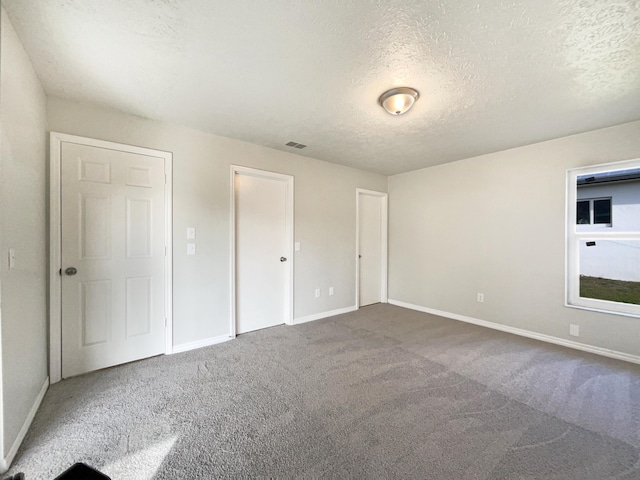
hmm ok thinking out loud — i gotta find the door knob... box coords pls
[65,267,78,276]
[280,257,287,262]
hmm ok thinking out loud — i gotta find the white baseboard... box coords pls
[293,305,358,325]
[388,299,640,366]
[171,335,232,354]
[0,377,49,473]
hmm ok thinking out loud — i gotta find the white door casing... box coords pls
[50,133,173,382]
[230,166,293,335]
[356,189,388,307]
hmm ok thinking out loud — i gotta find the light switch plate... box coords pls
[187,227,196,239]
[295,242,300,252]
[187,243,196,255]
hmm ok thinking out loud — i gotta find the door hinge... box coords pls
[164,246,167,256]
[165,318,168,327]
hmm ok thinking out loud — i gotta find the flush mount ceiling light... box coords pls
[378,87,420,115]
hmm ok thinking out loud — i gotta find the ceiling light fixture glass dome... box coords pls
[378,87,419,115]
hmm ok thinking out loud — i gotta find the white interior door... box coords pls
[235,168,292,334]
[358,190,388,307]
[60,141,168,378]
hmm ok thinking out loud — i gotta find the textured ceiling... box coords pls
[3,0,640,175]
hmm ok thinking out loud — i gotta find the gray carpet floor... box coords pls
[7,304,640,479]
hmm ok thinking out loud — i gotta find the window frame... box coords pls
[566,159,640,318]
[576,197,612,228]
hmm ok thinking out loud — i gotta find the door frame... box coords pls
[49,132,173,383]
[355,188,388,308]
[230,165,294,337]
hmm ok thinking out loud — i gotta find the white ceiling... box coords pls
[3,0,640,175]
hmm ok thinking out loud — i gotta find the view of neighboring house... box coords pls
[577,169,640,304]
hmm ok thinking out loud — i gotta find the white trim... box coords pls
[356,189,388,308]
[388,299,640,366]
[229,166,236,338]
[49,133,174,383]
[564,303,640,319]
[164,154,174,355]
[0,377,49,473]
[230,165,294,337]
[49,134,62,383]
[171,335,232,354]
[293,305,357,325]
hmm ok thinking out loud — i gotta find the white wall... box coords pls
[578,240,640,282]
[388,120,640,358]
[0,7,48,469]
[47,97,387,346]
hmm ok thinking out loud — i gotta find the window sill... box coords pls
[565,302,640,319]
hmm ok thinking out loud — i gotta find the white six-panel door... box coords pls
[60,141,168,378]
[233,167,293,334]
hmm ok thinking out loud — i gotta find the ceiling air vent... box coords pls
[285,141,307,149]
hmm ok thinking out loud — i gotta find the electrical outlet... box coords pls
[329,287,334,296]
[477,293,484,303]
[569,324,579,337]
[315,288,320,298]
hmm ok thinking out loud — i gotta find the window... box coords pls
[594,199,612,224]
[567,162,640,317]
[576,198,611,225]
